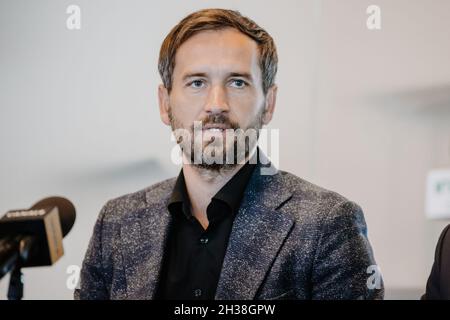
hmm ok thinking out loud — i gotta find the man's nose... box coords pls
[204,85,230,114]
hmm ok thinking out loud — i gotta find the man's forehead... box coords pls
[174,28,260,77]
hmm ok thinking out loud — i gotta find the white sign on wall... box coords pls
[426,169,450,219]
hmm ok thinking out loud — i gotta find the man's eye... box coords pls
[189,80,205,88]
[230,79,246,88]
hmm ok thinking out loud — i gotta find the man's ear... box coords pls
[158,84,171,126]
[262,84,277,125]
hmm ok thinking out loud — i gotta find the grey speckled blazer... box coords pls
[75,161,384,300]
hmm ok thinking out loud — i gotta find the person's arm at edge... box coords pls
[311,200,384,300]
[74,201,112,300]
[422,224,450,300]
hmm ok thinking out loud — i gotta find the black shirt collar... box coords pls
[168,162,256,217]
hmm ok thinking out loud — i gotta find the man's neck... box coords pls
[181,154,246,230]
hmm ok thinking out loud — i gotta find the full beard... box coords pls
[169,108,265,172]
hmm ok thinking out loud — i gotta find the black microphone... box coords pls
[0,197,76,279]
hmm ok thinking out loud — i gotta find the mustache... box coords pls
[190,114,239,131]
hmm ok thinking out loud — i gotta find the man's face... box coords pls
[159,27,277,170]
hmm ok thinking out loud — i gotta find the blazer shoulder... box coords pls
[276,170,363,227]
[439,224,450,245]
[100,177,177,223]
[436,224,450,265]
[278,170,351,207]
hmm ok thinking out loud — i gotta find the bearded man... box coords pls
[76,8,384,300]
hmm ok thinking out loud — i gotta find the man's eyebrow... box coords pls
[228,72,253,81]
[182,72,208,81]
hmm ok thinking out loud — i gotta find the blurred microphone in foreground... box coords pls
[0,197,76,299]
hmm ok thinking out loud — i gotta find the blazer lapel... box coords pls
[215,163,295,300]
[120,186,173,299]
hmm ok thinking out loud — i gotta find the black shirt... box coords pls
[155,162,256,300]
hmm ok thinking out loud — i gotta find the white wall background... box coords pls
[1,0,449,299]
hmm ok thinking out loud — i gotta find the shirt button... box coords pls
[194,289,202,297]
[199,237,209,244]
